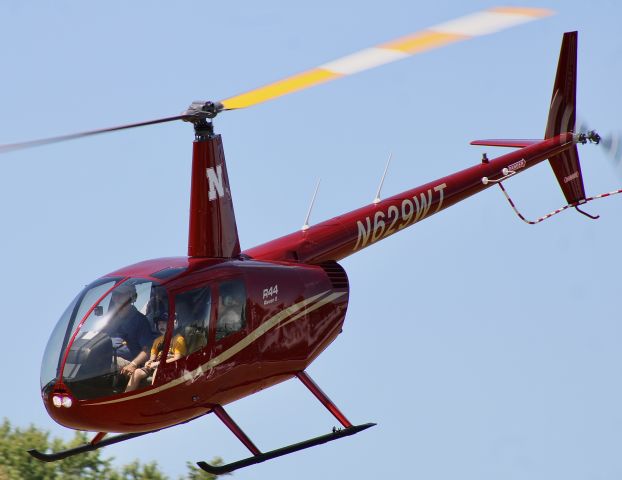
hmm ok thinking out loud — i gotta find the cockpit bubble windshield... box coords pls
[41,277,166,400]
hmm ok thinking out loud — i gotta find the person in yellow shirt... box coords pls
[125,313,187,392]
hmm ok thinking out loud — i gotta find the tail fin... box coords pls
[545,31,586,204]
[471,32,586,205]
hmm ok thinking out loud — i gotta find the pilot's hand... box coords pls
[121,362,138,376]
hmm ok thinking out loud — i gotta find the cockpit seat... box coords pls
[63,332,116,398]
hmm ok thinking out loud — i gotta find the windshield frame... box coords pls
[57,278,128,382]
[40,277,123,391]
[52,276,169,400]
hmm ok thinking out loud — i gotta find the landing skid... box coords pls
[197,423,375,475]
[28,371,373,473]
[198,371,375,474]
[28,430,156,462]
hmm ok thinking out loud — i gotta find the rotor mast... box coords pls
[184,102,240,258]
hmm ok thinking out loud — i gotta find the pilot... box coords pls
[125,313,187,392]
[104,283,154,378]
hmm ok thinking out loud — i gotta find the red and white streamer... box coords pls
[496,181,622,224]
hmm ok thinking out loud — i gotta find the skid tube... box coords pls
[198,371,375,474]
[27,412,202,462]
[28,430,156,462]
[197,423,375,475]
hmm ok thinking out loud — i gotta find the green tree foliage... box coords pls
[106,460,168,480]
[183,462,222,480]
[0,419,221,480]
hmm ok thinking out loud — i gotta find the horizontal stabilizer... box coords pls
[470,139,540,148]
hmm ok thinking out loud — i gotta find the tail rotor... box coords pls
[577,118,622,170]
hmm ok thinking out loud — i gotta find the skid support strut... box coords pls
[198,371,375,475]
[296,371,352,428]
[212,405,261,455]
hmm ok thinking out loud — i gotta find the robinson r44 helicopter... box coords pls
[1,6,614,475]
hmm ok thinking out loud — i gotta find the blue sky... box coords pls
[1,1,621,479]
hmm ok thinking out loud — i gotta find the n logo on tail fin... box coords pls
[207,165,226,200]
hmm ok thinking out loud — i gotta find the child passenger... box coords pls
[125,313,187,392]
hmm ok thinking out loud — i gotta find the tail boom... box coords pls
[245,32,585,264]
[244,134,576,264]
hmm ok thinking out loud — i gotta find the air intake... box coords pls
[319,261,349,290]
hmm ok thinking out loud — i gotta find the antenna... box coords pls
[373,153,393,204]
[302,179,321,231]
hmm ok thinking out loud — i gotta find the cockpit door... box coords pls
[153,283,215,385]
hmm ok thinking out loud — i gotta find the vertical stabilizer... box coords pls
[545,31,586,204]
[188,125,241,258]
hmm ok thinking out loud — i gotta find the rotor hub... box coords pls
[182,101,224,123]
[575,130,601,145]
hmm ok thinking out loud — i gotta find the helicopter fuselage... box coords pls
[44,256,349,432]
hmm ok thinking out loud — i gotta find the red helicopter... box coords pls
[0,7,609,475]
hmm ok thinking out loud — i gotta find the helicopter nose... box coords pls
[43,383,78,425]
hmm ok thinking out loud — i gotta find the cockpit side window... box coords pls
[174,287,212,355]
[216,280,247,341]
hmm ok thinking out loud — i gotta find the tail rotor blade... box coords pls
[577,118,622,167]
[602,132,622,165]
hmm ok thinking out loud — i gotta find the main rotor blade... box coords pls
[0,114,186,154]
[1,7,552,155]
[219,6,553,111]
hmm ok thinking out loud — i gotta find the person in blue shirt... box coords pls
[104,283,155,380]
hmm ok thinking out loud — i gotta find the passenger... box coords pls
[103,283,154,379]
[216,292,244,339]
[145,296,168,332]
[125,314,187,392]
